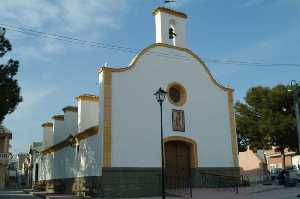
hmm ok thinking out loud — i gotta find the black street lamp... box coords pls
[288,80,300,153]
[154,87,167,199]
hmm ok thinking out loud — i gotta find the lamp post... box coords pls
[154,87,167,199]
[289,80,300,153]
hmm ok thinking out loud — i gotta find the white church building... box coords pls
[34,7,239,197]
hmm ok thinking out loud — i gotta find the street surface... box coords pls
[1,185,300,199]
[0,190,39,199]
[184,186,300,199]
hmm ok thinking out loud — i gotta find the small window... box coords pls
[167,82,187,106]
[169,87,181,103]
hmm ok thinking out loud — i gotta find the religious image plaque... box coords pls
[172,109,185,132]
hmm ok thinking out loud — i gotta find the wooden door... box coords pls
[165,141,191,189]
[35,163,39,182]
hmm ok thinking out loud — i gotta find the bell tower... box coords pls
[153,7,188,47]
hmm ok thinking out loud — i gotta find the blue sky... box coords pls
[1,0,300,153]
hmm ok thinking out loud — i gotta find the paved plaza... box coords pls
[179,186,300,199]
[0,190,39,199]
[130,186,300,199]
[1,185,300,199]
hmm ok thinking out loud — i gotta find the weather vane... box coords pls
[164,0,176,3]
[164,0,176,8]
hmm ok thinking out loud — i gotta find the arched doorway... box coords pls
[165,139,195,197]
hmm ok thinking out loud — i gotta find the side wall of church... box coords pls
[38,132,101,182]
[110,46,234,168]
[38,100,101,182]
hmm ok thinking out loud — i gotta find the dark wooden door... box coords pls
[165,141,191,190]
[35,163,39,182]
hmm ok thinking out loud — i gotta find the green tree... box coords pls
[0,28,22,123]
[235,85,299,169]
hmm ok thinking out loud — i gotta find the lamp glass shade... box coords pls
[154,87,167,103]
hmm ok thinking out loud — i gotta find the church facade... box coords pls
[35,7,239,197]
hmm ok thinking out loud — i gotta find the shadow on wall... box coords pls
[39,133,101,181]
[77,136,100,177]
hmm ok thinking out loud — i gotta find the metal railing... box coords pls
[166,174,193,198]
[165,172,246,198]
[0,152,11,161]
[197,172,241,193]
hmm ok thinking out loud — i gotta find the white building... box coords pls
[292,155,300,170]
[0,125,12,189]
[36,7,239,197]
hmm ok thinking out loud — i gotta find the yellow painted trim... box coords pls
[152,7,188,19]
[62,106,78,112]
[75,94,99,102]
[163,136,198,168]
[227,90,239,167]
[42,126,98,155]
[97,43,232,92]
[166,82,187,107]
[52,115,64,121]
[75,126,99,141]
[42,138,70,155]
[102,68,112,167]
[41,122,53,128]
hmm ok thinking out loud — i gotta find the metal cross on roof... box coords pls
[164,0,176,3]
[164,0,176,9]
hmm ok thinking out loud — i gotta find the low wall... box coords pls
[37,167,240,198]
[192,167,240,187]
[101,168,161,198]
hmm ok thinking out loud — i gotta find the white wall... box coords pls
[292,155,300,170]
[155,12,187,47]
[42,127,53,149]
[39,137,101,180]
[109,45,234,168]
[75,134,101,177]
[75,98,101,177]
[40,133,102,180]
[64,111,78,136]
[39,99,101,180]
[52,119,64,145]
[78,100,99,132]
[37,153,54,181]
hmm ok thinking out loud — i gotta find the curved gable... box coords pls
[98,43,233,92]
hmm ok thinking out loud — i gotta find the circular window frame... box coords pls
[167,82,187,107]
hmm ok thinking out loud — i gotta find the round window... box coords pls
[167,82,187,106]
